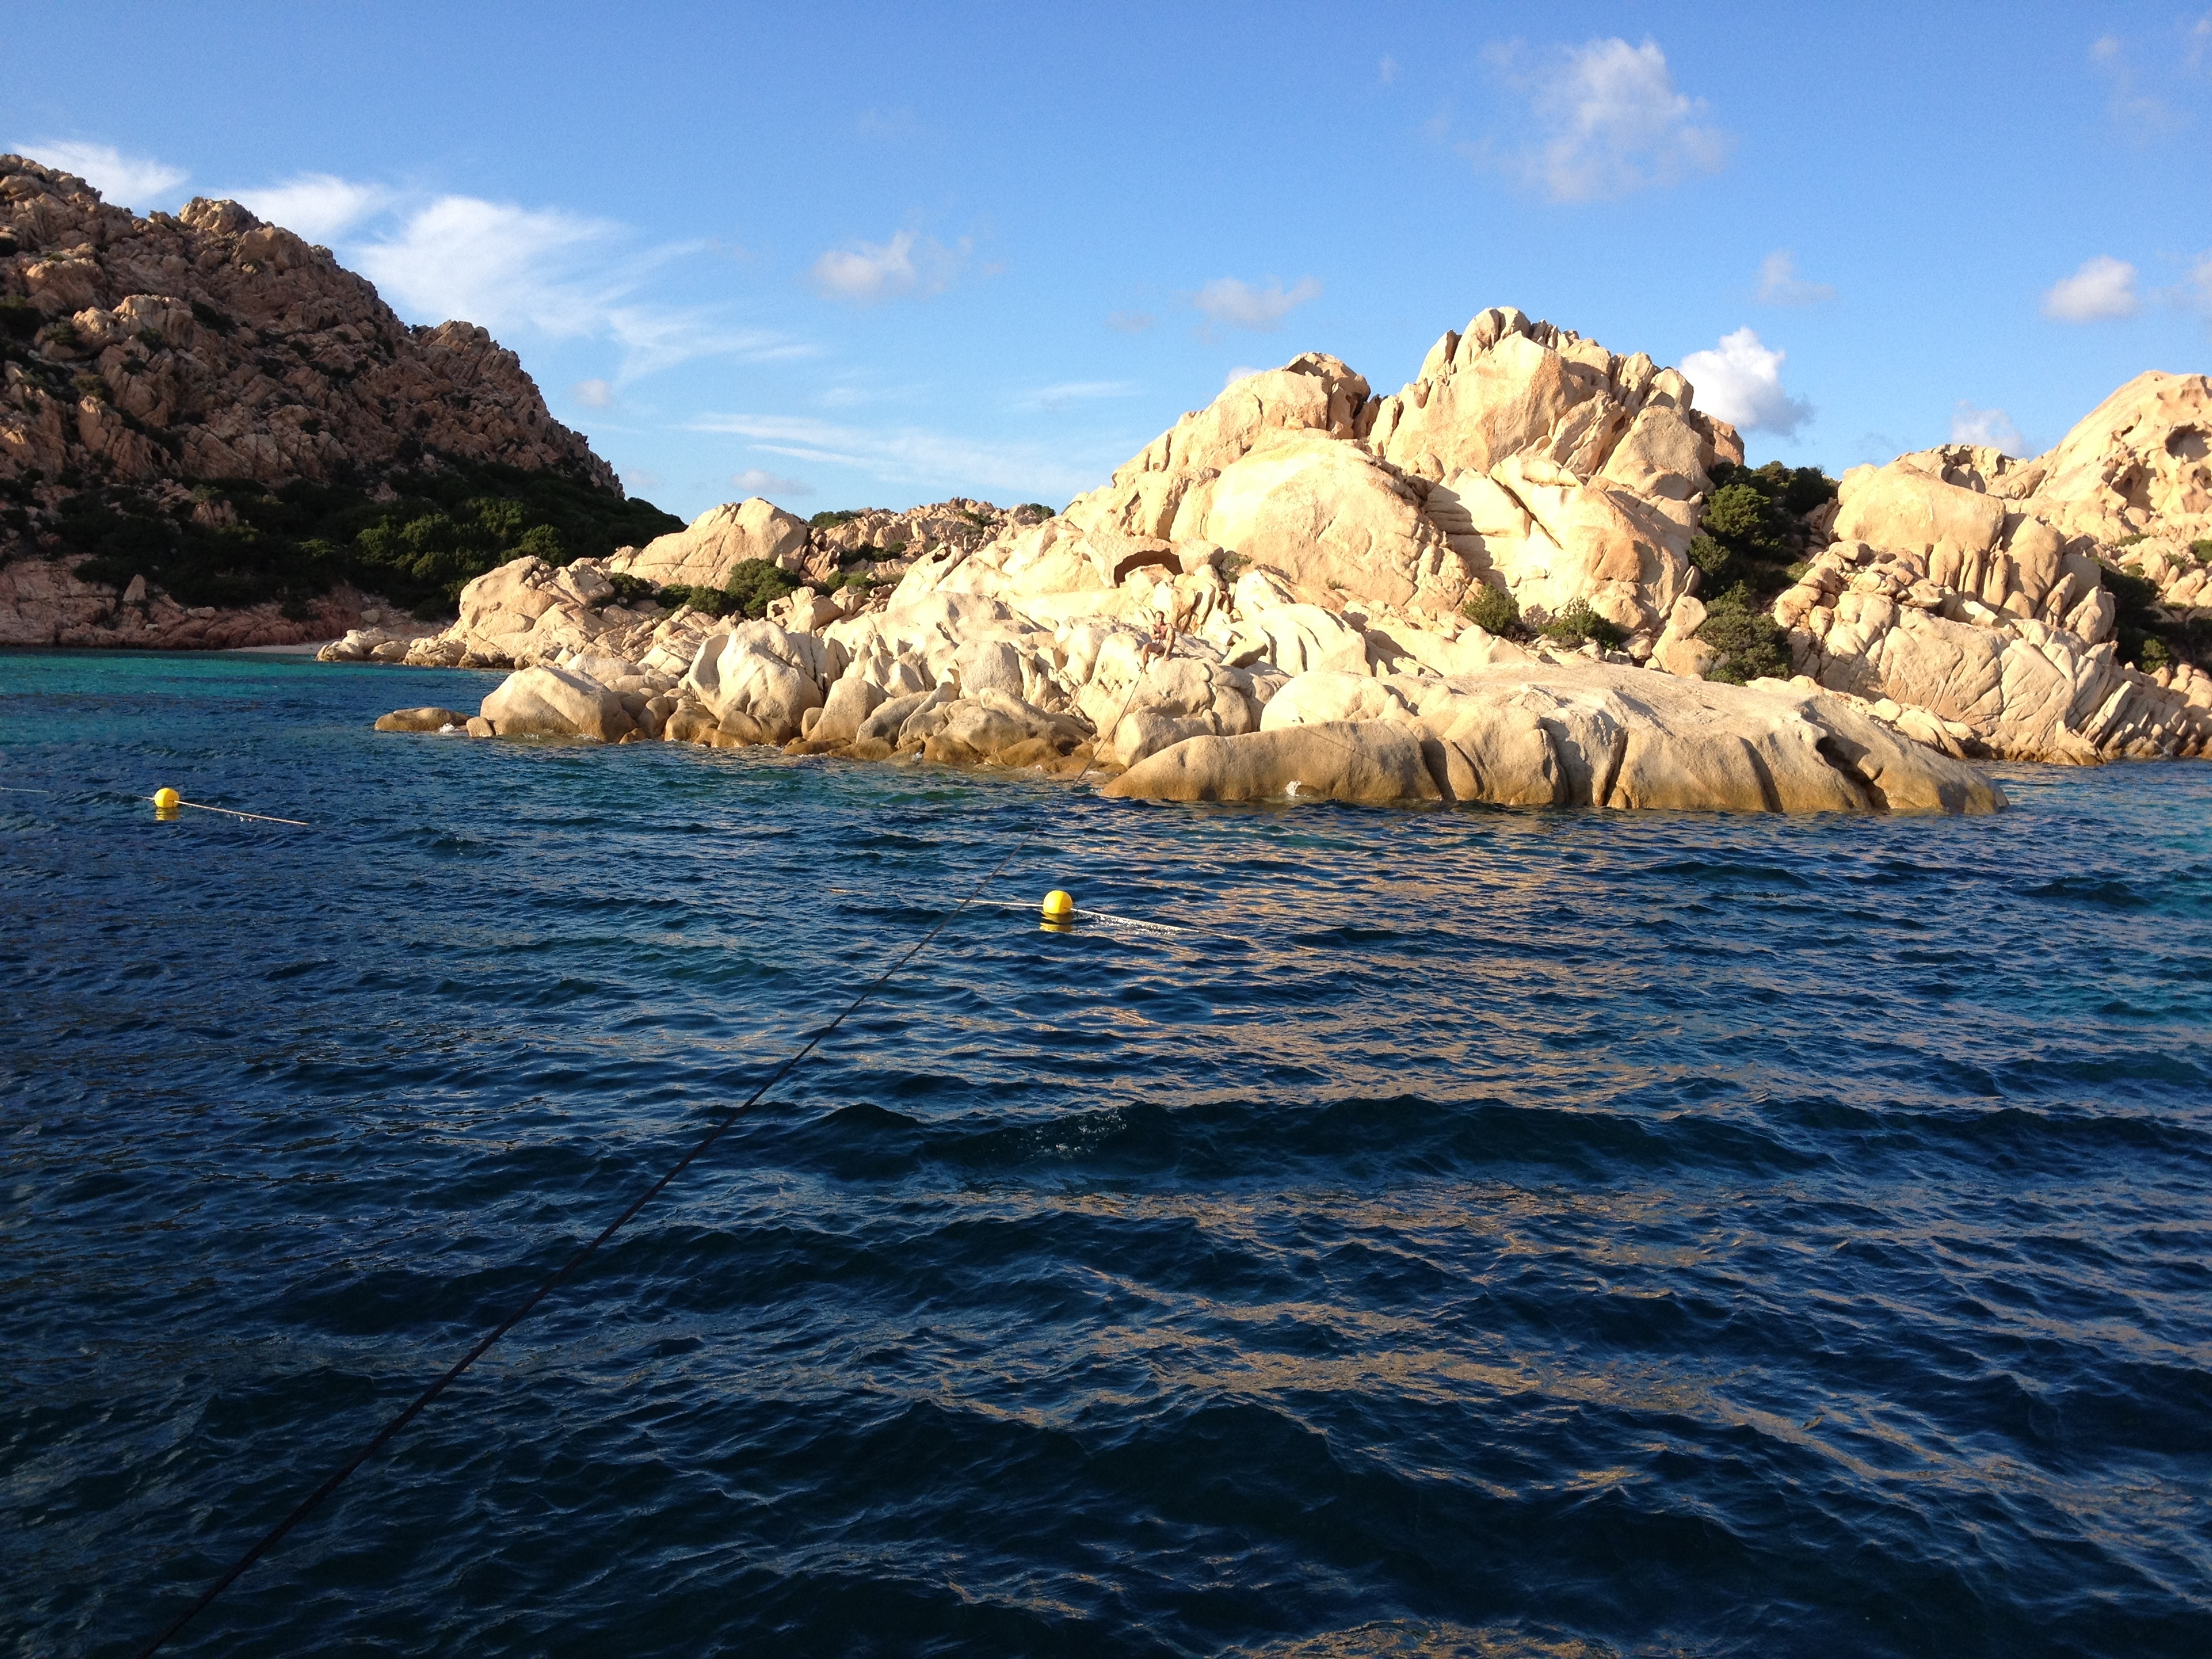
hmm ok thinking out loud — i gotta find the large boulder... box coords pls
[1236,660,2007,815]
[611,498,810,588]
[1102,720,1442,804]
[684,620,843,742]
[1832,462,2007,555]
[479,665,636,741]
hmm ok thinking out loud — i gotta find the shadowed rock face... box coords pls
[0,156,611,496]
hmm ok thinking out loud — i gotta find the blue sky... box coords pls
[5,1,2209,520]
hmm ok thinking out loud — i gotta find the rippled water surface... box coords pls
[3,648,2210,1658]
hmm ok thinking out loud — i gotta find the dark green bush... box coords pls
[1460,581,1521,636]
[0,297,40,340]
[71,373,108,403]
[38,320,79,351]
[1696,583,1795,684]
[602,571,659,608]
[722,558,797,619]
[2190,538,2212,566]
[658,583,735,617]
[822,569,876,594]
[1694,460,1839,603]
[809,508,863,529]
[189,299,237,335]
[1019,502,1057,518]
[62,461,682,613]
[1539,599,1626,650]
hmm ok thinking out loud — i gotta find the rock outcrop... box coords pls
[401,304,2040,814]
[1776,373,2212,760]
[0,154,634,646]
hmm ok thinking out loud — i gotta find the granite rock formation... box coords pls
[0,154,636,646]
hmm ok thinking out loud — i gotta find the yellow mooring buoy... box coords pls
[152,786,180,819]
[1040,888,1075,933]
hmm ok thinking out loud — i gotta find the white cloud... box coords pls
[573,379,615,409]
[1192,276,1322,331]
[2041,255,2139,321]
[226,173,390,241]
[12,139,186,209]
[1379,56,1399,85]
[1481,37,1730,203]
[808,230,968,304]
[1680,327,1813,436]
[731,468,812,498]
[1016,380,1138,411]
[1223,365,1265,388]
[1756,249,1835,306]
[689,412,1108,499]
[1950,401,2031,456]
[354,194,805,380]
[1105,309,1155,333]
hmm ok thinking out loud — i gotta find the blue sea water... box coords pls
[2,646,2209,1659]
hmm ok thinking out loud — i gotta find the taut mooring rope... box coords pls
[134,668,1153,1656]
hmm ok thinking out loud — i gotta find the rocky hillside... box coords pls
[0,155,677,646]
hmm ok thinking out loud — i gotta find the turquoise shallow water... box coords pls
[3,647,2210,1658]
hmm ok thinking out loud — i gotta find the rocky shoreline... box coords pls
[356,304,2211,815]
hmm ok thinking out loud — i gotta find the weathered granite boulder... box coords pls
[1115,661,2004,815]
[479,665,636,741]
[609,498,809,587]
[373,707,468,732]
[1103,720,1441,804]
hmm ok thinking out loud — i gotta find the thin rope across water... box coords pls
[133,657,1154,1657]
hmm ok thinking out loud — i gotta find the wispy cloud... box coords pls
[2186,251,2212,321]
[1192,276,1322,331]
[354,194,806,380]
[1680,327,1813,436]
[1473,36,1730,202]
[1016,380,1139,411]
[1105,309,1155,333]
[1379,56,1399,85]
[2091,33,2187,136]
[2041,255,2138,321]
[573,378,615,409]
[689,412,1110,498]
[11,138,187,209]
[1950,402,2031,456]
[732,467,812,499]
[1223,365,1265,389]
[1756,249,1835,306]
[226,172,390,241]
[809,230,969,304]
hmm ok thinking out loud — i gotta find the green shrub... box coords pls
[1019,502,1057,518]
[1539,599,1626,650]
[1693,460,1839,603]
[0,297,40,340]
[722,558,797,618]
[657,583,734,617]
[2190,538,2212,566]
[188,299,237,335]
[136,326,167,352]
[38,320,79,351]
[1460,581,1521,636]
[71,373,109,403]
[62,461,683,613]
[808,508,863,529]
[822,569,876,594]
[1696,583,1795,684]
[2111,531,2148,548]
[602,571,659,608]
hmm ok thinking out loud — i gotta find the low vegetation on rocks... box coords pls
[49,462,681,615]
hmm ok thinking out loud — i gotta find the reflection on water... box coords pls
[3,649,2210,1658]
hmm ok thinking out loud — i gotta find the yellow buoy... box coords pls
[152,787,180,819]
[1040,888,1075,933]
